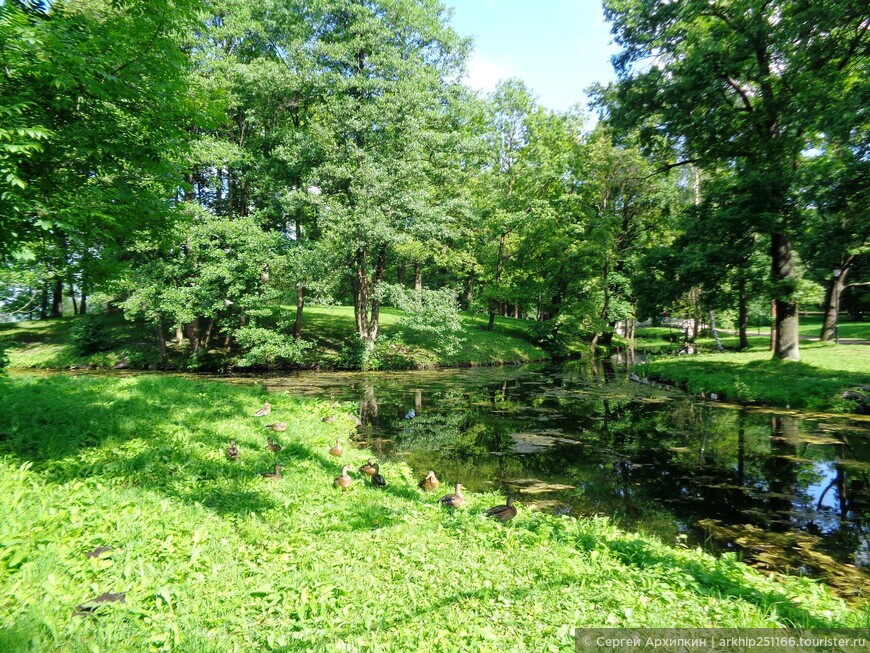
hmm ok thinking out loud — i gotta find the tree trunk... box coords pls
[79,282,87,315]
[353,249,369,340]
[738,277,749,350]
[294,284,305,340]
[50,278,63,317]
[156,318,168,362]
[771,232,800,361]
[397,264,406,286]
[366,246,387,346]
[769,299,777,352]
[69,280,78,315]
[462,274,473,311]
[821,264,850,342]
[487,232,506,331]
[414,261,422,292]
[185,318,201,353]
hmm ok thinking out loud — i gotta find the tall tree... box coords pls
[1,0,206,316]
[310,0,470,350]
[599,0,870,361]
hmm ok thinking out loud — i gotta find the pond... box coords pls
[224,360,870,601]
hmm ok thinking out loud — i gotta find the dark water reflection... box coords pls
[236,360,870,600]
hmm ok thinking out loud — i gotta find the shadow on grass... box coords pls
[602,536,845,628]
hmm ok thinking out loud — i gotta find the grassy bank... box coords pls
[1,374,866,652]
[0,307,548,371]
[637,342,870,412]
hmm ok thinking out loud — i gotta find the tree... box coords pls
[599,0,870,361]
[1,0,206,317]
[309,0,470,351]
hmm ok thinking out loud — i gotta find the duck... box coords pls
[484,496,517,522]
[418,470,440,491]
[359,459,377,476]
[254,402,271,417]
[438,483,465,508]
[260,463,284,480]
[226,439,240,461]
[334,465,352,489]
[265,422,286,432]
[322,415,336,423]
[370,463,386,488]
[266,437,282,453]
[329,439,343,457]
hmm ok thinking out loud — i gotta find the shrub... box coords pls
[68,315,114,356]
[233,326,311,368]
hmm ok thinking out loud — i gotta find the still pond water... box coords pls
[232,360,870,600]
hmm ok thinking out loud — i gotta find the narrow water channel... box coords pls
[227,360,870,600]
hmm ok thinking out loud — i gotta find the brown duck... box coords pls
[334,465,352,489]
[484,496,517,522]
[260,463,284,480]
[266,437,282,453]
[359,459,377,476]
[329,439,343,457]
[226,439,240,461]
[418,470,440,491]
[438,483,465,508]
[322,415,336,423]
[254,402,271,417]
[370,463,386,488]
[265,422,286,432]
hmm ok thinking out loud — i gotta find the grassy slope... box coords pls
[638,342,870,411]
[1,375,865,653]
[0,308,548,370]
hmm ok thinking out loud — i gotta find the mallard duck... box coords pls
[359,459,377,476]
[85,546,113,559]
[418,470,440,491]
[329,439,343,456]
[438,483,465,508]
[334,465,352,489]
[73,592,126,617]
[254,402,271,417]
[265,422,286,432]
[260,463,284,480]
[266,437,282,453]
[484,496,517,522]
[370,463,386,488]
[226,439,240,461]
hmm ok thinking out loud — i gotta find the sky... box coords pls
[443,0,619,114]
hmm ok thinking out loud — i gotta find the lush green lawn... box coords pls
[0,308,549,371]
[638,342,870,412]
[0,374,865,652]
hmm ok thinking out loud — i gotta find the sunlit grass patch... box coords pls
[0,374,867,652]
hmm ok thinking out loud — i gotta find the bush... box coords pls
[0,342,9,373]
[68,315,114,356]
[233,326,311,368]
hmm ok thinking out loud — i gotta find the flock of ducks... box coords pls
[225,401,518,522]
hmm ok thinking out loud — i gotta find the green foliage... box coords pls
[0,373,865,652]
[68,314,114,356]
[381,283,465,356]
[232,326,311,369]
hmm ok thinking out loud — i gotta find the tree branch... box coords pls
[109,1,168,78]
[725,77,755,113]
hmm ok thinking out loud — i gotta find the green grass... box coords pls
[0,374,865,652]
[0,307,549,371]
[638,342,870,411]
[0,315,154,370]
